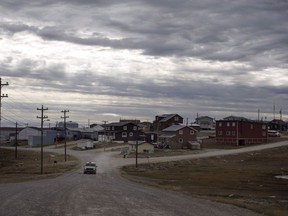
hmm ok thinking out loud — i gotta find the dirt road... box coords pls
[2,141,287,216]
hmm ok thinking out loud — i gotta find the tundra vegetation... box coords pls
[121,145,288,216]
[0,148,79,183]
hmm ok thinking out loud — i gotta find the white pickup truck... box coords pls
[83,162,97,174]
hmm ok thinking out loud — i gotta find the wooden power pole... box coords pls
[37,105,48,174]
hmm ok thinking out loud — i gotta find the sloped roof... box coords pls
[106,122,137,127]
[21,127,41,132]
[270,119,286,124]
[158,114,180,122]
[223,115,249,121]
[196,116,214,120]
[159,134,176,138]
[162,124,196,132]
[67,127,81,132]
[188,141,201,146]
[162,124,186,131]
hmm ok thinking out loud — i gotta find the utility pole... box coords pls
[0,78,8,142]
[135,125,139,168]
[15,122,18,159]
[37,105,48,175]
[61,110,69,162]
[102,121,108,142]
[273,103,276,120]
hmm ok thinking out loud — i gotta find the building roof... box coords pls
[223,115,249,121]
[67,127,81,132]
[162,125,186,131]
[159,134,176,138]
[270,119,286,124]
[105,122,137,127]
[163,124,196,132]
[188,141,201,146]
[196,116,214,120]
[157,114,181,122]
[21,127,41,131]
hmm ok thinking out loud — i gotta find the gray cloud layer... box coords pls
[0,0,288,125]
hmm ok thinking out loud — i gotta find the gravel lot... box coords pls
[2,142,286,216]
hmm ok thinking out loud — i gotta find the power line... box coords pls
[2,106,29,125]
[1,115,16,125]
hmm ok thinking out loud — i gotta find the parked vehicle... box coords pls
[268,130,280,137]
[83,162,97,174]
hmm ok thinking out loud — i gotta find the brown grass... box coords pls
[121,145,288,216]
[0,148,80,183]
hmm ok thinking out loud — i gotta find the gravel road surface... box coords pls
[2,141,287,216]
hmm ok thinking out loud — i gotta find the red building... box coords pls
[153,114,183,131]
[216,120,268,145]
[159,125,197,149]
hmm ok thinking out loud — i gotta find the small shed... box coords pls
[128,141,154,153]
[188,141,201,150]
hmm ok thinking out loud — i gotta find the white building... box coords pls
[195,116,215,130]
[19,127,41,140]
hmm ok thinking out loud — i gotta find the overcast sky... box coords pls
[0,0,288,127]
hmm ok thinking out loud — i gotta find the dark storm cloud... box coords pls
[0,58,67,81]
[1,0,288,66]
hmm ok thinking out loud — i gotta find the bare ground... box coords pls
[0,148,79,183]
[121,145,288,216]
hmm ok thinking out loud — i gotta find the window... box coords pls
[123,126,127,130]
[174,116,179,121]
[227,122,230,127]
[232,131,236,136]
[262,132,266,136]
[106,126,110,131]
[129,132,133,137]
[179,138,183,143]
[133,126,137,130]
[179,130,183,135]
[218,122,222,127]
[122,132,127,137]
[232,122,235,127]
[226,131,231,136]
[262,125,266,130]
[250,124,253,129]
[111,126,114,131]
[190,130,194,135]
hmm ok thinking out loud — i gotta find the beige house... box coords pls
[128,141,154,153]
